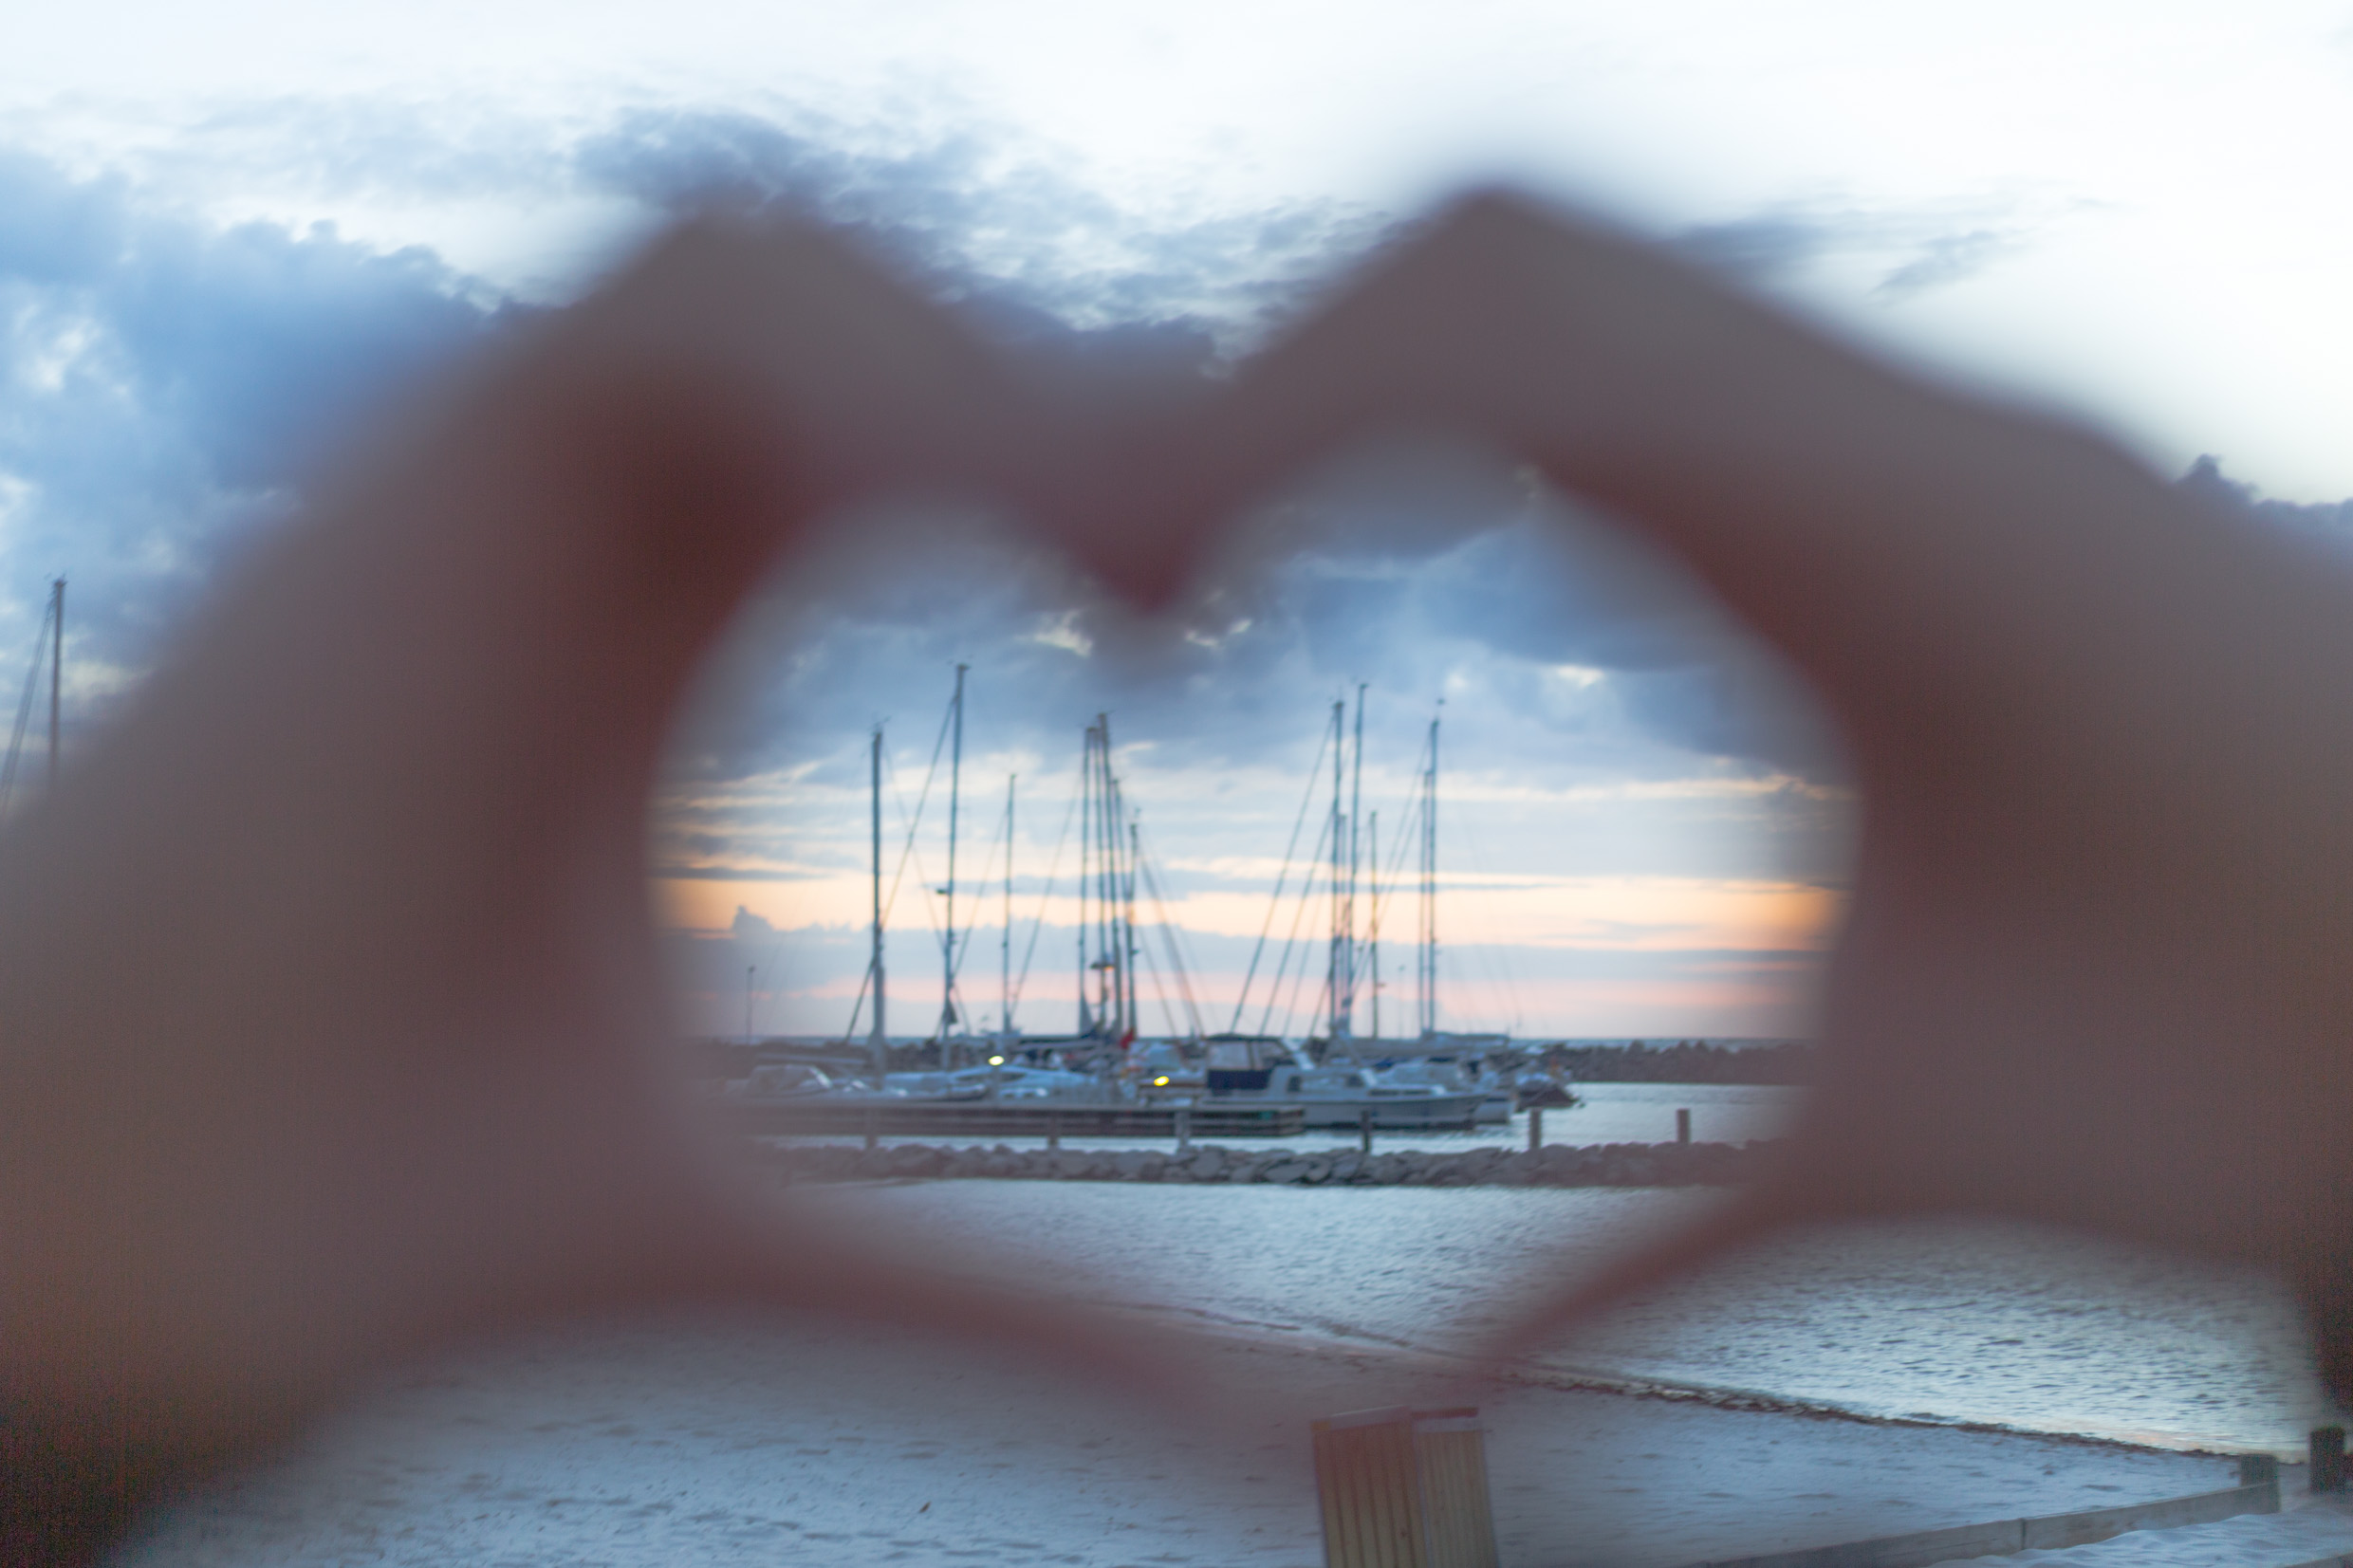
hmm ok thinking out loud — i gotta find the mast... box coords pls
[1367,809,1380,1043]
[869,725,888,1079]
[1346,683,1364,1034]
[46,577,62,793]
[1096,716,1122,1039]
[1003,773,1015,1037]
[1125,816,1143,1041]
[1326,699,1347,1044]
[1417,713,1439,1038]
[1077,722,1093,1036]
[939,663,966,1054]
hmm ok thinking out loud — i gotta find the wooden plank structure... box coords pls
[732,1100,1306,1138]
[1682,1476,2278,1568]
[1310,1406,1499,1568]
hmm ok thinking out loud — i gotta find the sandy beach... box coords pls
[116,1304,2251,1568]
[110,1170,2340,1567]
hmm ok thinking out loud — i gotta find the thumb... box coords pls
[654,1174,1202,1416]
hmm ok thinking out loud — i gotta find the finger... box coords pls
[568,1147,1209,1421]
[1474,1181,1818,1369]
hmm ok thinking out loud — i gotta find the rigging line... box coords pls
[1009,770,1083,1014]
[840,956,873,1042]
[946,800,1009,990]
[1252,815,1330,1040]
[1363,722,1436,935]
[1133,921,1179,1040]
[1263,824,1331,1041]
[882,746,954,952]
[1226,719,1334,1033]
[1136,835,1205,1038]
[878,709,951,929]
[1453,806,1529,1034]
[1252,819,1325,1040]
[1138,835,1205,1039]
[0,596,55,819]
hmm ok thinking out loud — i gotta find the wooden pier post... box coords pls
[2312,1427,2345,1492]
[1176,1103,1193,1152]
[1046,1125,1060,1151]
[1310,1406,1498,1568]
[1527,1109,1543,1152]
[2240,1453,2280,1490]
[1676,1107,1692,1145]
[863,1105,878,1152]
[1360,1107,1374,1153]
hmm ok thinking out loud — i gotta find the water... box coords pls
[118,1081,2329,1565]
[819,1178,2333,1455]
[785,1082,2332,1452]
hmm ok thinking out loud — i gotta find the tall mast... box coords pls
[1346,683,1365,1034]
[1417,712,1439,1038]
[1077,721,1093,1036]
[1326,699,1347,1043]
[1125,816,1143,1040]
[1367,809,1380,1043]
[939,663,967,1052]
[1093,715,1122,1039]
[869,725,888,1079]
[1003,773,1015,1037]
[46,577,62,793]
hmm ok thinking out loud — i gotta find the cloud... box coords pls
[1672,200,2061,300]
[0,148,506,695]
[0,113,1881,948]
[1872,228,2017,300]
[2180,453,2353,537]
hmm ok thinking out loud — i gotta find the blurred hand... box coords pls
[15,185,2353,1561]
[0,217,1157,1559]
[1128,193,2353,1393]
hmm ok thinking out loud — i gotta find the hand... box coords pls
[1134,193,2353,1392]
[0,217,1158,1559]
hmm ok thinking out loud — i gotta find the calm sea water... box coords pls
[818,1081,2332,1455]
[115,1083,2324,1566]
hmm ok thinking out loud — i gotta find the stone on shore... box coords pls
[772,1135,1778,1189]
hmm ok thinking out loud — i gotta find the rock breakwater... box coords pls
[769,1139,1775,1188]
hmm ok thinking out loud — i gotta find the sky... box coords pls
[5,2,2353,1040]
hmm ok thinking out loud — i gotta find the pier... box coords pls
[729,1100,1307,1138]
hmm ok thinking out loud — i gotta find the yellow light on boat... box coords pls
[988,1055,1006,1066]
[1154,1075,1171,1086]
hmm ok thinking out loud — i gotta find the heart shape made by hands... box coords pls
[4,191,2351,1548]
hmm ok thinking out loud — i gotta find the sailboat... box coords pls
[1192,695,1490,1130]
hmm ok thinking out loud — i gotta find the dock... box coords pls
[729,1100,1307,1138]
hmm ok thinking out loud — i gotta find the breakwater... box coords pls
[769,1137,1775,1187]
[1548,1040,1816,1084]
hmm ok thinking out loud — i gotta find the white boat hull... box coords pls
[1209,1090,1486,1130]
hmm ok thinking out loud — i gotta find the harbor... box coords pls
[718,672,1744,1156]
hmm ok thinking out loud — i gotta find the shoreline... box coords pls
[118,1304,2248,1568]
[1084,1289,2266,1463]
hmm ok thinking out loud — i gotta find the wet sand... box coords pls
[117,1308,2238,1568]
